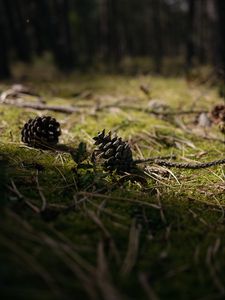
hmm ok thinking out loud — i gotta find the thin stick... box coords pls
[134,155,176,164]
[9,180,40,213]
[121,220,141,276]
[78,191,161,209]
[139,272,159,300]
[35,170,47,211]
[2,100,80,114]
[137,158,225,169]
[2,98,208,117]
[98,104,208,116]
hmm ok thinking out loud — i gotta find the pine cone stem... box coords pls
[134,155,176,164]
[138,158,225,169]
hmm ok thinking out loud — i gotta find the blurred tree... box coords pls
[186,0,196,69]
[215,0,225,98]
[198,0,207,64]
[50,0,75,70]
[107,0,123,63]
[0,1,11,78]
[152,0,163,73]
[99,0,108,59]
[2,0,31,62]
[215,0,225,75]
[0,0,223,77]
[72,0,97,66]
[26,0,50,55]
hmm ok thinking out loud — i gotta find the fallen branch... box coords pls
[1,99,80,114]
[1,96,208,117]
[97,103,208,116]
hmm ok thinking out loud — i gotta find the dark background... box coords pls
[0,0,224,78]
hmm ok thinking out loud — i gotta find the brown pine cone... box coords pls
[21,116,61,149]
[93,129,134,173]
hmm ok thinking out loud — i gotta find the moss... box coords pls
[0,74,225,300]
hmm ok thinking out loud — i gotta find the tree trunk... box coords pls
[99,0,108,60]
[50,0,74,71]
[3,0,31,62]
[198,0,206,64]
[0,2,11,78]
[152,0,163,73]
[215,0,225,75]
[186,0,196,69]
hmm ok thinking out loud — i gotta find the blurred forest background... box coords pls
[0,0,224,79]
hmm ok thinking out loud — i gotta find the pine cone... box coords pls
[21,116,61,148]
[93,129,134,173]
[211,104,225,123]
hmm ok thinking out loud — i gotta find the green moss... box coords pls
[0,74,225,300]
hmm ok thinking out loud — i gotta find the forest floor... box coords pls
[0,73,225,300]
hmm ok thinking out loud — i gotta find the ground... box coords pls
[0,72,225,300]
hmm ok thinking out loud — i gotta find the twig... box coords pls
[206,244,225,295]
[188,209,209,227]
[187,197,225,209]
[35,170,47,211]
[8,180,40,213]
[156,188,167,224]
[2,100,80,114]
[134,155,176,164]
[97,103,208,116]
[39,233,99,300]
[96,241,123,300]
[78,191,161,210]
[138,272,159,300]
[87,210,121,264]
[173,118,225,144]
[121,220,141,276]
[136,158,225,169]
[140,84,151,97]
